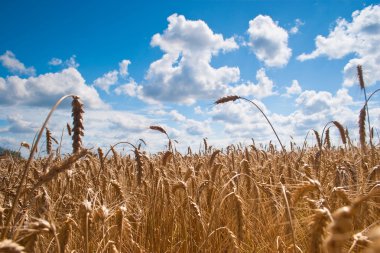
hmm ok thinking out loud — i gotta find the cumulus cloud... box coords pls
[275,88,359,143]
[169,110,186,122]
[109,112,152,134]
[0,67,107,109]
[151,108,211,137]
[48,55,79,68]
[185,119,211,136]
[211,99,269,125]
[0,50,36,76]
[0,78,5,91]
[211,99,276,141]
[289,19,304,34]
[194,106,203,115]
[48,58,63,66]
[93,70,119,93]
[285,80,302,96]
[295,88,353,115]
[94,59,133,93]
[297,5,380,86]
[6,115,37,133]
[142,14,240,104]
[207,87,360,147]
[170,109,211,136]
[228,68,276,99]
[247,15,292,67]
[65,55,80,68]
[119,59,131,77]
[114,79,141,97]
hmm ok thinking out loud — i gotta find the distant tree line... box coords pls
[0,146,21,158]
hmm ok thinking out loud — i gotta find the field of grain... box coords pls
[1,85,380,252]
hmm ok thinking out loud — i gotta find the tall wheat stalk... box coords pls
[357,65,372,147]
[215,95,285,152]
[1,94,81,240]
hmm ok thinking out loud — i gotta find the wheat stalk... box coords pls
[281,183,296,253]
[357,65,373,147]
[58,218,72,253]
[215,95,285,152]
[1,94,78,240]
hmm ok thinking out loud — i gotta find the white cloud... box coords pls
[285,80,302,96]
[0,77,5,91]
[207,87,361,147]
[228,68,276,99]
[6,115,37,133]
[247,15,292,67]
[297,5,380,86]
[185,119,211,136]
[289,19,304,34]
[295,88,353,115]
[211,99,269,124]
[114,79,141,97]
[48,58,63,66]
[48,55,79,68]
[211,99,276,141]
[142,14,240,104]
[150,108,211,137]
[169,110,186,122]
[94,59,133,93]
[0,67,107,109]
[0,136,20,151]
[65,55,79,68]
[93,70,119,93]
[119,59,131,77]
[194,106,203,115]
[0,50,36,76]
[108,112,152,134]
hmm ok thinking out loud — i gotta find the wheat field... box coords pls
[1,80,380,252]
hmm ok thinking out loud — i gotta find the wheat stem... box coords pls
[1,94,76,240]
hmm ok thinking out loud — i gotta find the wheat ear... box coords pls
[325,127,331,149]
[332,121,347,145]
[0,239,26,253]
[359,106,366,150]
[46,128,52,155]
[149,125,171,150]
[71,96,84,153]
[313,129,322,150]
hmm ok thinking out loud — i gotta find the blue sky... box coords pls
[1,0,379,154]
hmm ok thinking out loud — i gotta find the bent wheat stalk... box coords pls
[149,125,172,151]
[215,95,285,152]
[321,121,347,148]
[1,94,78,240]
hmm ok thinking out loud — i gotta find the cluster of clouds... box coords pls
[0,11,320,109]
[92,59,131,93]
[48,55,80,68]
[0,67,105,109]
[298,5,380,87]
[0,51,36,76]
[247,15,292,67]
[1,5,380,152]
